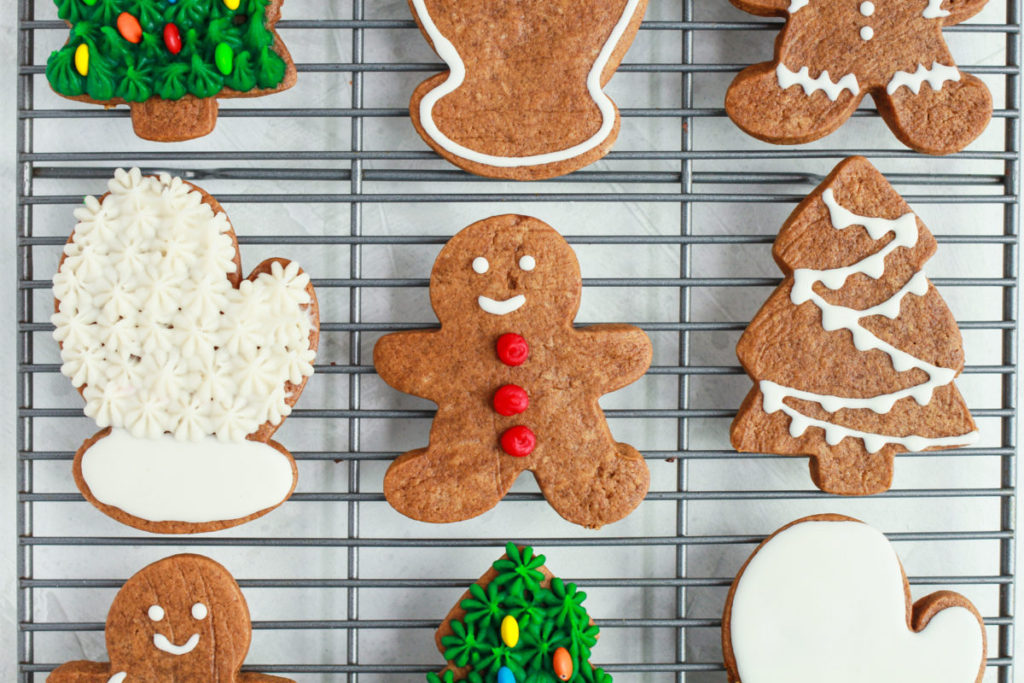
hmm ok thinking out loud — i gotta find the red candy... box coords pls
[500,426,536,457]
[493,384,529,416]
[117,12,142,44]
[496,333,529,366]
[163,24,182,54]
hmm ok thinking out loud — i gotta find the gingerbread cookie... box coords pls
[725,0,992,155]
[46,0,296,141]
[49,554,293,683]
[374,215,651,528]
[408,0,649,180]
[429,543,610,683]
[731,157,976,495]
[722,514,986,683]
[52,168,319,533]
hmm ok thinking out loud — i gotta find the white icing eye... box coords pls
[518,255,536,271]
[148,605,165,622]
[192,602,208,620]
[472,257,489,274]
[859,1,874,15]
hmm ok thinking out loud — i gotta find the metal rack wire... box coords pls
[15,0,1020,681]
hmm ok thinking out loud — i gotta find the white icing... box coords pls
[776,64,859,101]
[192,602,208,620]
[860,26,874,40]
[886,62,960,95]
[410,0,642,167]
[518,255,536,271]
[108,674,127,683]
[472,256,489,274]
[478,295,526,315]
[764,190,977,453]
[788,0,808,12]
[153,633,200,656]
[860,1,875,15]
[923,0,951,18]
[730,520,985,683]
[81,428,295,523]
[52,169,316,444]
[147,605,164,621]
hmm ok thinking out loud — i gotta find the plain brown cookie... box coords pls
[54,171,320,534]
[722,514,987,683]
[731,157,976,495]
[48,554,294,683]
[374,215,652,528]
[725,0,991,155]
[408,0,648,180]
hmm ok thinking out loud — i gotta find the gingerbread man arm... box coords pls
[373,330,446,402]
[572,324,652,394]
[47,661,113,682]
[940,0,989,25]
[728,0,791,18]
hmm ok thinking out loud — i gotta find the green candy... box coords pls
[214,42,233,75]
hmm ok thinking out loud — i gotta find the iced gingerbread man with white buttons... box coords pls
[726,0,992,154]
[374,214,651,529]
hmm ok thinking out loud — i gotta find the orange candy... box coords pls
[116,12,142,44]
[552,647,573,681]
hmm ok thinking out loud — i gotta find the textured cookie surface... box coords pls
[48,554,294,683]
[725,0,991,154]
[408,0,648,179]
[374,215,651,528]
[722,514,986,683]
[53,169,319,533]
[731,156,976,495]
[429,543,609,683]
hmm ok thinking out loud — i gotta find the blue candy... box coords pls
[497,666,516,683]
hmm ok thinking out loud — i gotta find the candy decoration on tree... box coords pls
[46,0,297,141]
[731,157,977,495]
[500,615,519,648]
[427,543,612,683]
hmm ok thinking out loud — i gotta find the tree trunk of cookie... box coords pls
[129,96,219,142]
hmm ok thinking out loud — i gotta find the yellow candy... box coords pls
[224,0,240,9]
[500,615,519,648]
[74,43,89,76]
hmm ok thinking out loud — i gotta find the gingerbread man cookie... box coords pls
[725,0,992,155]
[723,514,986,683]
[49,554,292,683]
[52,169,319,534]
[408,0,649,180]
[732,157,976,495]
[374,215,651,528]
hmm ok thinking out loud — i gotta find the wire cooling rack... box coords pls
[14,0,1021,681]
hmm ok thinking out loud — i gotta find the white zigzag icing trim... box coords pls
[777,64,860,101]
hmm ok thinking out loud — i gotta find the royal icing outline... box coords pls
[410,0,642,168]
[760,188,978,453]
[776,64,860,101]
[886,62,961,95]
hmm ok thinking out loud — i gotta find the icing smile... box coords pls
[478,295,525,315]
[153,633,200,656]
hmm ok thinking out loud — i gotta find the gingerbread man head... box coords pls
[429,215,582,330]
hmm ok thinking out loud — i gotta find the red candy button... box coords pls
[496,333,529,366]
[164,24,182,55]
[500,426,535,457]
[493,384,529,416]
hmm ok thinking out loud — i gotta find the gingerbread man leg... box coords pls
[809,444,895,496]
[875,73,992,155]
[47,661,111,682]
[726,62,862,145]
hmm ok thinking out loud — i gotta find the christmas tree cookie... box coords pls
[46,0,297,141]
[428,543,611,683]
[732,156,977,495]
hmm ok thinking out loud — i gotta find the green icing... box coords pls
[427,543,612,683]
[46,0,288,102]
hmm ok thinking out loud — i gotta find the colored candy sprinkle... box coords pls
[74,43,89,76]
[116,12,142,44]
[163,23,182,54]
[214,42,234,75]
[500,614,519,647]
[224,0,241,8]
[553,646,573,681]
[497,667,516,683]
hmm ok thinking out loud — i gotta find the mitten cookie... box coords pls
[52,168,319,533]
[48,554,293,683]
[374,215,651,528]
[731,156,976,495]
[46,0,296,141]
[429,543,610,683]
[408,0,648,180]
[725,0,992,155]
[722,514,987,683]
